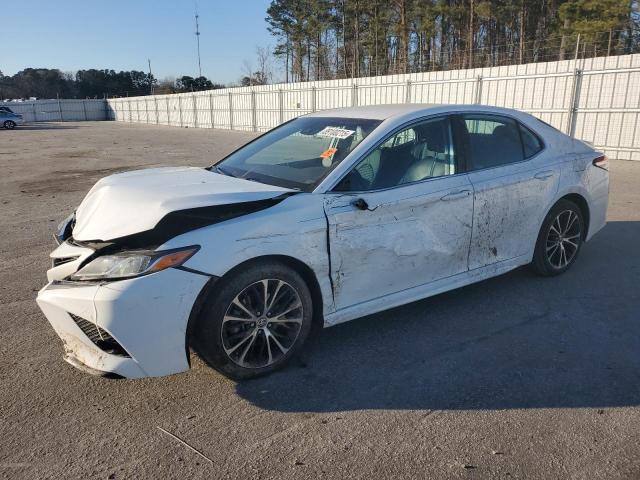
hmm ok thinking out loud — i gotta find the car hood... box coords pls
[72,166,294,242]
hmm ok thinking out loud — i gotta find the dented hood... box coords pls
[72,166,293,242]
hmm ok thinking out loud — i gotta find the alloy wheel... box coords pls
[545,209,581,269]
[221,279,303,368]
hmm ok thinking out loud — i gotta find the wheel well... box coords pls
[186,255,325,354]
[560,193,590,239]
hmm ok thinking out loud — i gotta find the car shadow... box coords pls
[236,221,640,412]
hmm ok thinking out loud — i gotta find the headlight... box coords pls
[69,246,199,281]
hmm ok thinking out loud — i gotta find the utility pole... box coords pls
[195,3,202,78]
[148,58,154,95]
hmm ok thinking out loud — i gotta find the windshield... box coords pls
[213,116,382,191]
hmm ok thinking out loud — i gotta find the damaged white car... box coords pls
[37,104,609,379]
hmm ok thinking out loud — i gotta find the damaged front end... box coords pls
[38,166,298,378]
[54,211,75,245]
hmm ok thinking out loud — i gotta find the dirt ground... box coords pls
[1,121,639,480]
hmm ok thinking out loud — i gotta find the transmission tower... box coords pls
[195,4,202,78]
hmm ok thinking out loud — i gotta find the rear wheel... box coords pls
[531,199,584,276]
[191,261,314,380]
[3,120,16,129]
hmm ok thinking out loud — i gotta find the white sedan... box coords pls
[37,104,609,379]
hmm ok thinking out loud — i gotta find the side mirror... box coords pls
[352,198,369,211]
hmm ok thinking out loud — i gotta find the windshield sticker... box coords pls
[316,127,355,139]
[320,147,338,159]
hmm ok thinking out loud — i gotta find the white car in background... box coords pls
[0,109,24,129]
[37,104,609,379]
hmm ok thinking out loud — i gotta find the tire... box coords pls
[191,261,314,380]
[3,120,16,129]
[531,199,584,276]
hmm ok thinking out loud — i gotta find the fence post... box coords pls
[145,98,149,124]
[566,69,583,137]
[311,86,317,112]
[278,89,284,124]
[154,97,159,124]
[58,96,63,121]
[166,97,170,125]
[405,80,412,103]
[178,95,184,127]
[474,76,483,104]
[128,99,132,122]
[32,102,37,122]
[82,100,88,121]
[251,91,257,132]
[193,94,199,128]
[351,84,358,106]
[228,92,234,130]
[209,93,215,129]
[136,99,140,123]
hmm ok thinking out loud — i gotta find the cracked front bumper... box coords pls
[37,268,209,378]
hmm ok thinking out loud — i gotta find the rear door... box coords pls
[324,115,474,310]
[458,114,560,269]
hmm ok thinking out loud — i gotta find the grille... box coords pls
[52,256,78,267]
[69,313,130,357]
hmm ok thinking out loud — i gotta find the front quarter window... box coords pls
[214,116,381,191]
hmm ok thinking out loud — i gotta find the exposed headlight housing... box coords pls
[69,246,199,281]
[55,212,76,245]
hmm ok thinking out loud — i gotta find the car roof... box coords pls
[306,104,438,120]
[305,103,539,123]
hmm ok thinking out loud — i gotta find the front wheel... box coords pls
[3,120,16,129]
[191,261,314,380]
[531,199,584,276]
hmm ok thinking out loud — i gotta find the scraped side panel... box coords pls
[324,175,474,311]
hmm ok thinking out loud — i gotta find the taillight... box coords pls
[592,155,609,171]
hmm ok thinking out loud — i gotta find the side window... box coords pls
[463,115,524,170]
[334,117,455,192]
[519,124,543,158]
[381,127,416,148]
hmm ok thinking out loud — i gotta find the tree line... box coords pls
[3,1,638,99]
[0,68,225,100]
[266,0,640,82]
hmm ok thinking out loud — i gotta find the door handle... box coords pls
[534,170,555,180]
[440,189,471,201]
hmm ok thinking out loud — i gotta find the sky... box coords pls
[2,0,276,84]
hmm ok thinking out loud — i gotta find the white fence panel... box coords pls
[1,99,107,122]
[106,53,640,160]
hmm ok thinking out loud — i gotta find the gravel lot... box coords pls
[1,121,639,480]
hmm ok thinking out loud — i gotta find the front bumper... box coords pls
[37,268,209,378]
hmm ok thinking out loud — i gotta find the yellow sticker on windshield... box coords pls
[320,147,338,158]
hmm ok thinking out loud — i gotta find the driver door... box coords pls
[323,116,474,310]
